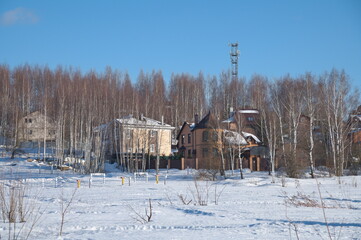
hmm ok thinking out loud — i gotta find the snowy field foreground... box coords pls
[0,157,360,240]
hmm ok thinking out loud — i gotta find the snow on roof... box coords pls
[222,109,259,123]
[224,130,261,145]
[238,109,259,114]
[222,115,235,123]
[242,131,261,143]
[115,115,173,128]
[224,130,248,145]
[96,115,174,132]
[93,123,109,132]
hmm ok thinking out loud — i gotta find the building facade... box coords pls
[96,115,175,162]
[222,109,260,135]
[17,111,56,143]
[177,112,267,171]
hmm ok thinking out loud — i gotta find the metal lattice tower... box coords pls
[229,43,240,81]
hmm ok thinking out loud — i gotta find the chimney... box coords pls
[161,115,164,125]
[230,107,234,118]
[195,114,199,124]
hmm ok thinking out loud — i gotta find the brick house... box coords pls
[177,111,267,171]
[222,109,260,135]
[350,107,361,144]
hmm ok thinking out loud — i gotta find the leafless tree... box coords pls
[304,73,318,178]
[320,69,359,176]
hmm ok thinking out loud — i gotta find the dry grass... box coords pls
[284,191,321,208]
[0,180,43,240]
[128,198,153,224]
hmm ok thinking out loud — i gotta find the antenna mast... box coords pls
[229,42,240,81]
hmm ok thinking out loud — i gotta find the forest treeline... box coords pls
[0,64,359,176]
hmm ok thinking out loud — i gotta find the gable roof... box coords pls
[115,115,173,128]
[192,111,219,130]
[95,115,174,132]
[176,121,194,140]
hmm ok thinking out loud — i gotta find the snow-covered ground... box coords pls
[0,156,360,240]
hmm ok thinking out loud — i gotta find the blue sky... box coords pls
[0,0,360,91]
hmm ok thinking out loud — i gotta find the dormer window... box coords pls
[246,136,254,143]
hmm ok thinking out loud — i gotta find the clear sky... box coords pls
[0,0,360,90]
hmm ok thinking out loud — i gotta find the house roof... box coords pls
[115,115,173,128]
[238,109,259,114]
[95,115,174,132]
[224,130,261,145]
[176,121,194,140]
[192,111,219,130]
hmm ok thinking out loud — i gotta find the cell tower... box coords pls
[229,42,240,81]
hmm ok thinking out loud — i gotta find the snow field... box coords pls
[0,158,360,240]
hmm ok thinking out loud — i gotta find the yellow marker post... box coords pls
[156,175,159,184]
[121,177,125,185]
[77,179,81,188]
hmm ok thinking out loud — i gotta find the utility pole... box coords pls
[229,43,240,81]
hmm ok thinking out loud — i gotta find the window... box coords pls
[192,149,196,157]
[246,136,254,144]
[29,118,32,123]
[188,149,192,158]
[213,148,218,157]
[150,144,155,153]
[202,131,209,142]
[212,131,218,141]
[150,130,157,137]
[188,134,191,144]
[28,130,32,135]
[202,148,208,158]
[181,135,185,144]
[25,118,27,123]
[247,117,254,122]
[126,129,132,139]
